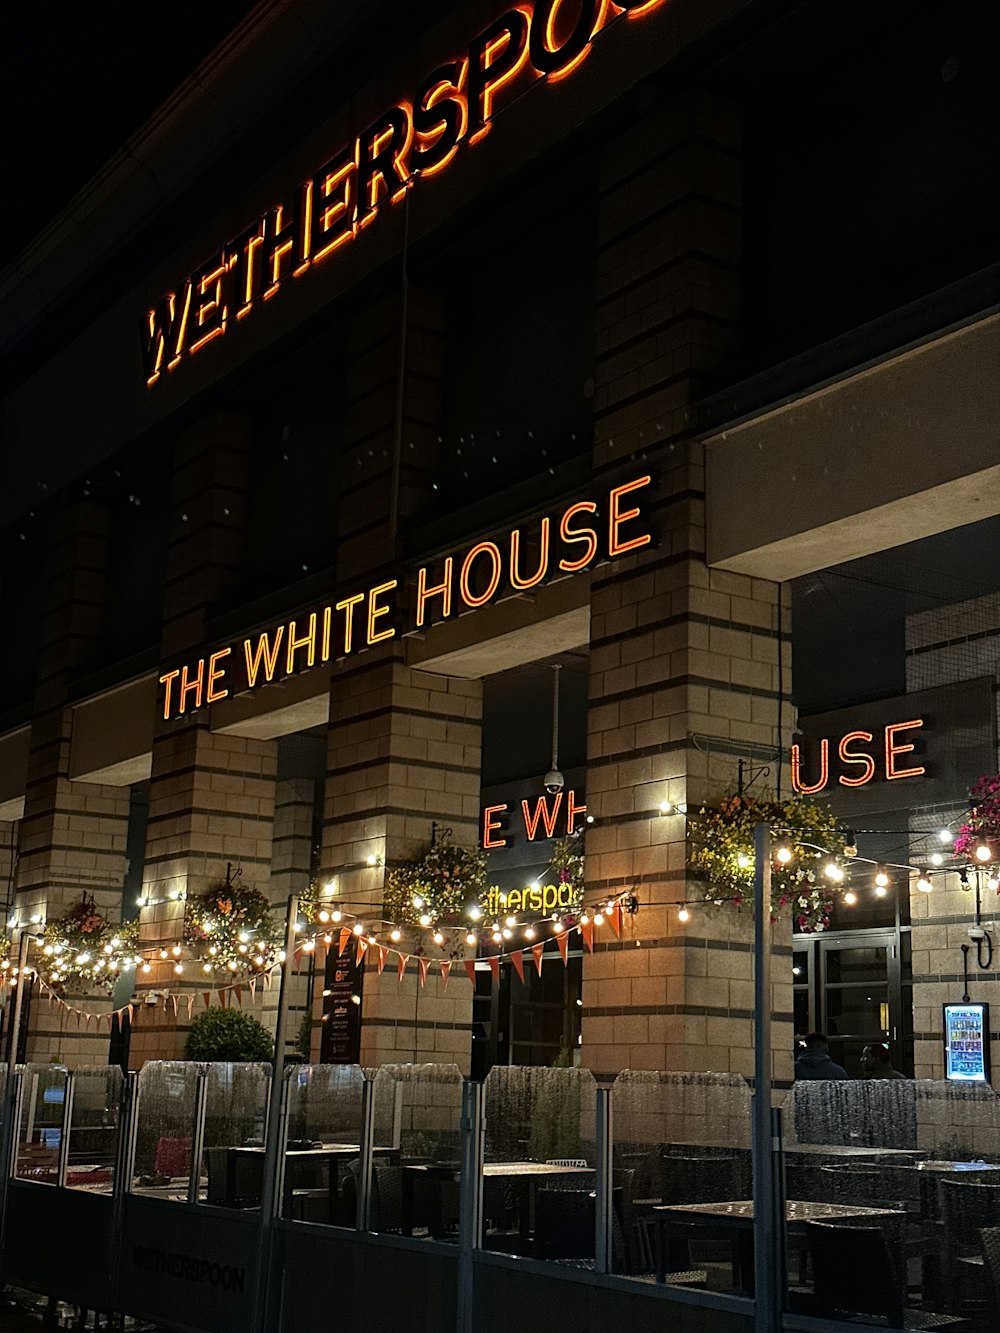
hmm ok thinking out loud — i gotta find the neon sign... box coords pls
[157,475,652,721]
[790,719,926,795]
[482,790,587,848]
[141,0,669,386]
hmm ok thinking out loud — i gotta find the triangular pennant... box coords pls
[397,953,408,983]
[249,978,256,999]
[339,928,352,957]
[75,1010,82,1029]
[376,944,388,975]
[510,950,525,984]
[355,937,368,966]
[218,989,228,1009]
[293,948,302,967]
[263,971,272,990]
[532,942,545,976]
[203,992,211,1010]
[234,986,243,1009]
[581,920,594,953]
[608,904,623,938]
[171,995,179,1017]
[464,960,477,986]
[556,932,569,965]
[439,960,451,989]
[488,956,500,984]
[417,957,429,987]
[127,1004,135,1023]
[185,996,193,1019]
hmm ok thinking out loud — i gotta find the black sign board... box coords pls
[320,937,364,1064]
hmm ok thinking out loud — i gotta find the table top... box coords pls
[913,1160,1000,1174]
[233,1142,361,1158]
[654,1198,905,1226]
[786,1144,925,1159]
[402,1161,590,1180]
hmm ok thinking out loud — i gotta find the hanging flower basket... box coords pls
[686,791,849,933]
[41,897,140,994]
[954,775,1000,865]
[184,881,282,973]
[382,834,492,928]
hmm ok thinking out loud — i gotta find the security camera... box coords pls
[544,769,565,795]
[968,925,986,941]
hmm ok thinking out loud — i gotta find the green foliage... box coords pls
[183,1007,274,1062]
[42,899,140,994]
[294,1010,313,1062]
[687,790,848,933]
[184,881,282,974]
[382,834,491,927]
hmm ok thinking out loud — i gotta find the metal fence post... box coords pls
[752,822,780,1331]
[109,1071,139,1305]
[187,1071,209,1206]
[56,1072,75,1188]
[457,1078,484,1333]
[595,1086,613,1274]
[357,1074,376,1231]
[0,1069,23,1275]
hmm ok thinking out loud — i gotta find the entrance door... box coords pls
[817,930,908,1078]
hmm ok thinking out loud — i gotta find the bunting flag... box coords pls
[234,986,243,1009]
[75,1011,81,1029]
[487,956,500,984]
[293,948,302,968]
[127,1004,135,1023]
[339,928,352,957]
[376,945,388,975]
[608,903,623,938]
[439,961,451,989]
[185,997,194,1019]
[580,920,594,953]
[171,995,179,1017]
[417,957,429,988]
[263,972,272,990]
[397,953,408,983]
[532,942,546,976]
[510,950,525,984]
[249,978,257,1000]
[556,931,569,965]
[355,936,368,966]
[217,989,228,1009]
[464,960,477,986]
[203,992,211,1010]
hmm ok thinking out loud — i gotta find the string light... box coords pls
[467,905,482,921]
[433,931,444,946]
[843,890,858,906]
[916,875,933,893]
[677,907,690,923]
[938,828,954,844]
[466,932,477,947]
[390,929,402,944]
[775,845,793,865]
[975,841,992,863]
[419,913,432,928]
[552,921,564,934]
[823,861,844,883]
[874,866,890,888]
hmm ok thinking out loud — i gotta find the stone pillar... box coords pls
[581,92,794,1086]
[0,821,17,909]
[321,646,481,1070]
[12,502,131,1066]
[131,409,278,1063]
[268,775,319,1060]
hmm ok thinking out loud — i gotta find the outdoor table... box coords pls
[909,1160,1000,1220]
[653,1198,907,1292]
[400,1161,590,1247]
[228,1141,391,1215]
[785,1144,927,1161]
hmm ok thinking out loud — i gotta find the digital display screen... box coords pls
[943,1003,991,1082]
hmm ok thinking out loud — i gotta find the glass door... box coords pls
[818,930,905,1077]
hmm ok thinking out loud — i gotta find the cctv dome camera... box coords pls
[544,769,564,795]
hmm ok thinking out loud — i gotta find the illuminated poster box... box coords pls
[943,1002,991,1083]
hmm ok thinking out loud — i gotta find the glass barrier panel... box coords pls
[371,1063,463,1242]
[483,1065,596,1265]
[611,1070,752,1284]
[777,1077,1000,1326]
[65,1065,124,1193]
[14,1064,68,1183]
[280,1064,365,1225]
[132,1061,201,1201]
[200,1062,270,1206]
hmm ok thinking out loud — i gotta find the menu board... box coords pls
[943,1003,991,1082]
[320,942,365,1064]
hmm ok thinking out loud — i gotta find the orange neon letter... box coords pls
[566,790,587,833]
[522,794,563,840]
[509,518,550,591]
[558,500,598,572]
[178,659,206,714]
[367,580,398,645]
[416,557,454,628]
[244,628,285,688]
[483,804,509,849]
[608,475,652,556]
[838,731,875,787]
[286,614,318,674]
[467,9,531,141]
[159,669,180,720]
[885,719,925,781]
[336,594,365,655]
[459,542,502,609]
[791,739,829,795]
[206,648,232,704]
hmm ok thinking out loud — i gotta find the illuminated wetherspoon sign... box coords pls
[141,0,668,386]
[157,475,652,722]
[790,719,926,795]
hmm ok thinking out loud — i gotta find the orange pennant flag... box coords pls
[580,920,594,953]
[532,942,545,976]
[249,978,256,999]
[171,995,179,1017]
[510,950,525,984]
[185,996,194,1019]
[464,960,477,986]
[612,903,624,938]
[376,944,388,975]
[488,956,500,984]
[339,928,352,957]
[439,960,451,989]
[218,989,228,1009]
[233,986,243,1009]
[417,957,429,987]
[203,992,211,1009]
[397,953,408,982]
[355,936,368,966]
[556,932,569,965]
[127,1004,135,1023]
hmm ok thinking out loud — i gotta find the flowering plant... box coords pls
[184,882,282,973]
[41,898,141,993]
[382,834,491,928]
[954,775,1000,861]
[686,791,849,933]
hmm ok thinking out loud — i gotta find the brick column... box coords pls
[581,92,794,1084]
[132,410,279,1063]
[267,775,319,1059]
[321,646,481,1070]
[0,822,17,908]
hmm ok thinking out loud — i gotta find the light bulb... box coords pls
[843,890,858,906]
[737,853,752,869]
[353,923,364,936]
[174,963,184,975]
[171,945,181,957]
[413,895,424,910]
[238,932,249,944]
[141,962,152,974]
[976,841,992,863]
[254,956,264,967]
[228,960,238,972]
[874,866,890,888]
[502,928,512,940]
[874,884,888,898]
[524,926,535,940]
[505,915,516,928]
[323,934,332,945]
[467,905,482,921]
[367,854,378,866]
[658,800,673,815]
[916,876,932,893]
[938,828,954,844]
[930,852,944,866]
[390,929,402,943]
[419,913,432,928]
[491,930,502,944]
[209,945,218,956]
[331,910,342,923]
[433,931,444,946]
[823,862,844,883]
[580,912,589,925]
[466,932,477,947]
[319,910,330,923]
[678,907,690,923]
[203,963,212,974]
[593,912,604,926]
[775,845,793,865]
[303,939,315,952]
[552,921,564,934]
